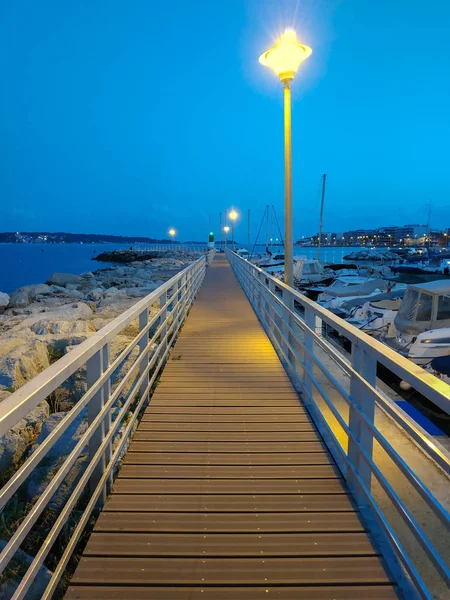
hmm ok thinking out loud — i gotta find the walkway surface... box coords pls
[66,254,397,599]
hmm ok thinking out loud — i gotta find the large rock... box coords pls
[27,410,88,508]
[8,284,51,308]
[0,292,9,308]
[125,285,159,298]
[46,272,83,286]
[0,540,52,600]
[87,287,105,301]
[0,400,49,470]
[7,289,28,308]
[0,339,50,389]
[30,319,96,336]
[134,268,155,281]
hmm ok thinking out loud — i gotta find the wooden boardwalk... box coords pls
[66,254,397,599]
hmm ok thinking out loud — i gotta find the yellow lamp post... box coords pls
[259,29,312,286]
[229,210,238,250]
[168,228,176,244]
[224,225,230,248]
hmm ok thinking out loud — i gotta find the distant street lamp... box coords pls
[168,228,176,243]
[260,29,312,287]
[224,225,230,248]
[229,210,238,250]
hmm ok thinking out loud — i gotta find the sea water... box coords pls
[0,243,129,293]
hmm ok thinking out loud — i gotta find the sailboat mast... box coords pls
[317,174,327,261]
[248,209,251,256]
[427,202,432,250]
[265,205,270,252]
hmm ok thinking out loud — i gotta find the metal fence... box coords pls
[226,248,450,600]
[0,252,213,599]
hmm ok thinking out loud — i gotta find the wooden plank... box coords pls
[144,406,306,413]
[118,464,339,479]
[132,431,321,442]
[128,441,326,453]
[140,414,310,422]
[95,511,364,532]
[70,556,393,585]
[138,421,315,432]
[148,399,302,406]
[65,585,398,600]
[84,532,376,557]
[103,494,355,513]
[112,479,345,495]
[123,452,332,466]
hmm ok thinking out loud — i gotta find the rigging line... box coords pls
[251,208,268,257]
[273,206,284,243]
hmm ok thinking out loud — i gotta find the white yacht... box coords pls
[236,248,250,259]
[316,276,391,310]
[384,280,450,364]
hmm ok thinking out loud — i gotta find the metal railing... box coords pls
[226,248,450,600]
[0,251,213,599]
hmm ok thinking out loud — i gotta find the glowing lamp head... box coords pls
[168,228,176,237]
[229,210,238,221]
[259,28,312,83]
[224,226,230,234]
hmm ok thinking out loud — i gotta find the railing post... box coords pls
[138,307,150,401]
[86,346,110,506]
[303,307,322,399]
[348,341,377,503]
[160,290,168,354]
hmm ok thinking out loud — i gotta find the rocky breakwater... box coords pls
[0,250,201,473]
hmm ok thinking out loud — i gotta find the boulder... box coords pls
[0,540,52,600]
[31,409,87,459]
[7,289,29,308]
[27,410,88,508]
[125,285,159,298]
[89,317,110,331]
[30,319,96,336]
[87,287,104,301]
[103,287,127,298]
[46,272,83,286]
[135,268,155,281]
[0,292,9,308]
[8,284,51,308]
[0,339,50,389]
[0,400,49,470]
[50,302,93,320]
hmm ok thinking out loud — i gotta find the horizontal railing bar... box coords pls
[0,256,205,436]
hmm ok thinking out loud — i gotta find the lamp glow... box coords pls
[259,28,312,82]
[223,226,230,233]
[229,210,238,221]
[168,228,176,237]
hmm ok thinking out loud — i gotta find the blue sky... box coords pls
[0,0,449,242]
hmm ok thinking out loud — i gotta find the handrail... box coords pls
[0,250,212,598]
[226,248,450,600]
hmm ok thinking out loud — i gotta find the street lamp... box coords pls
[260,28,312,287]
[229,210,238,250]
[168,228,176,243]
[224,225,230,248]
